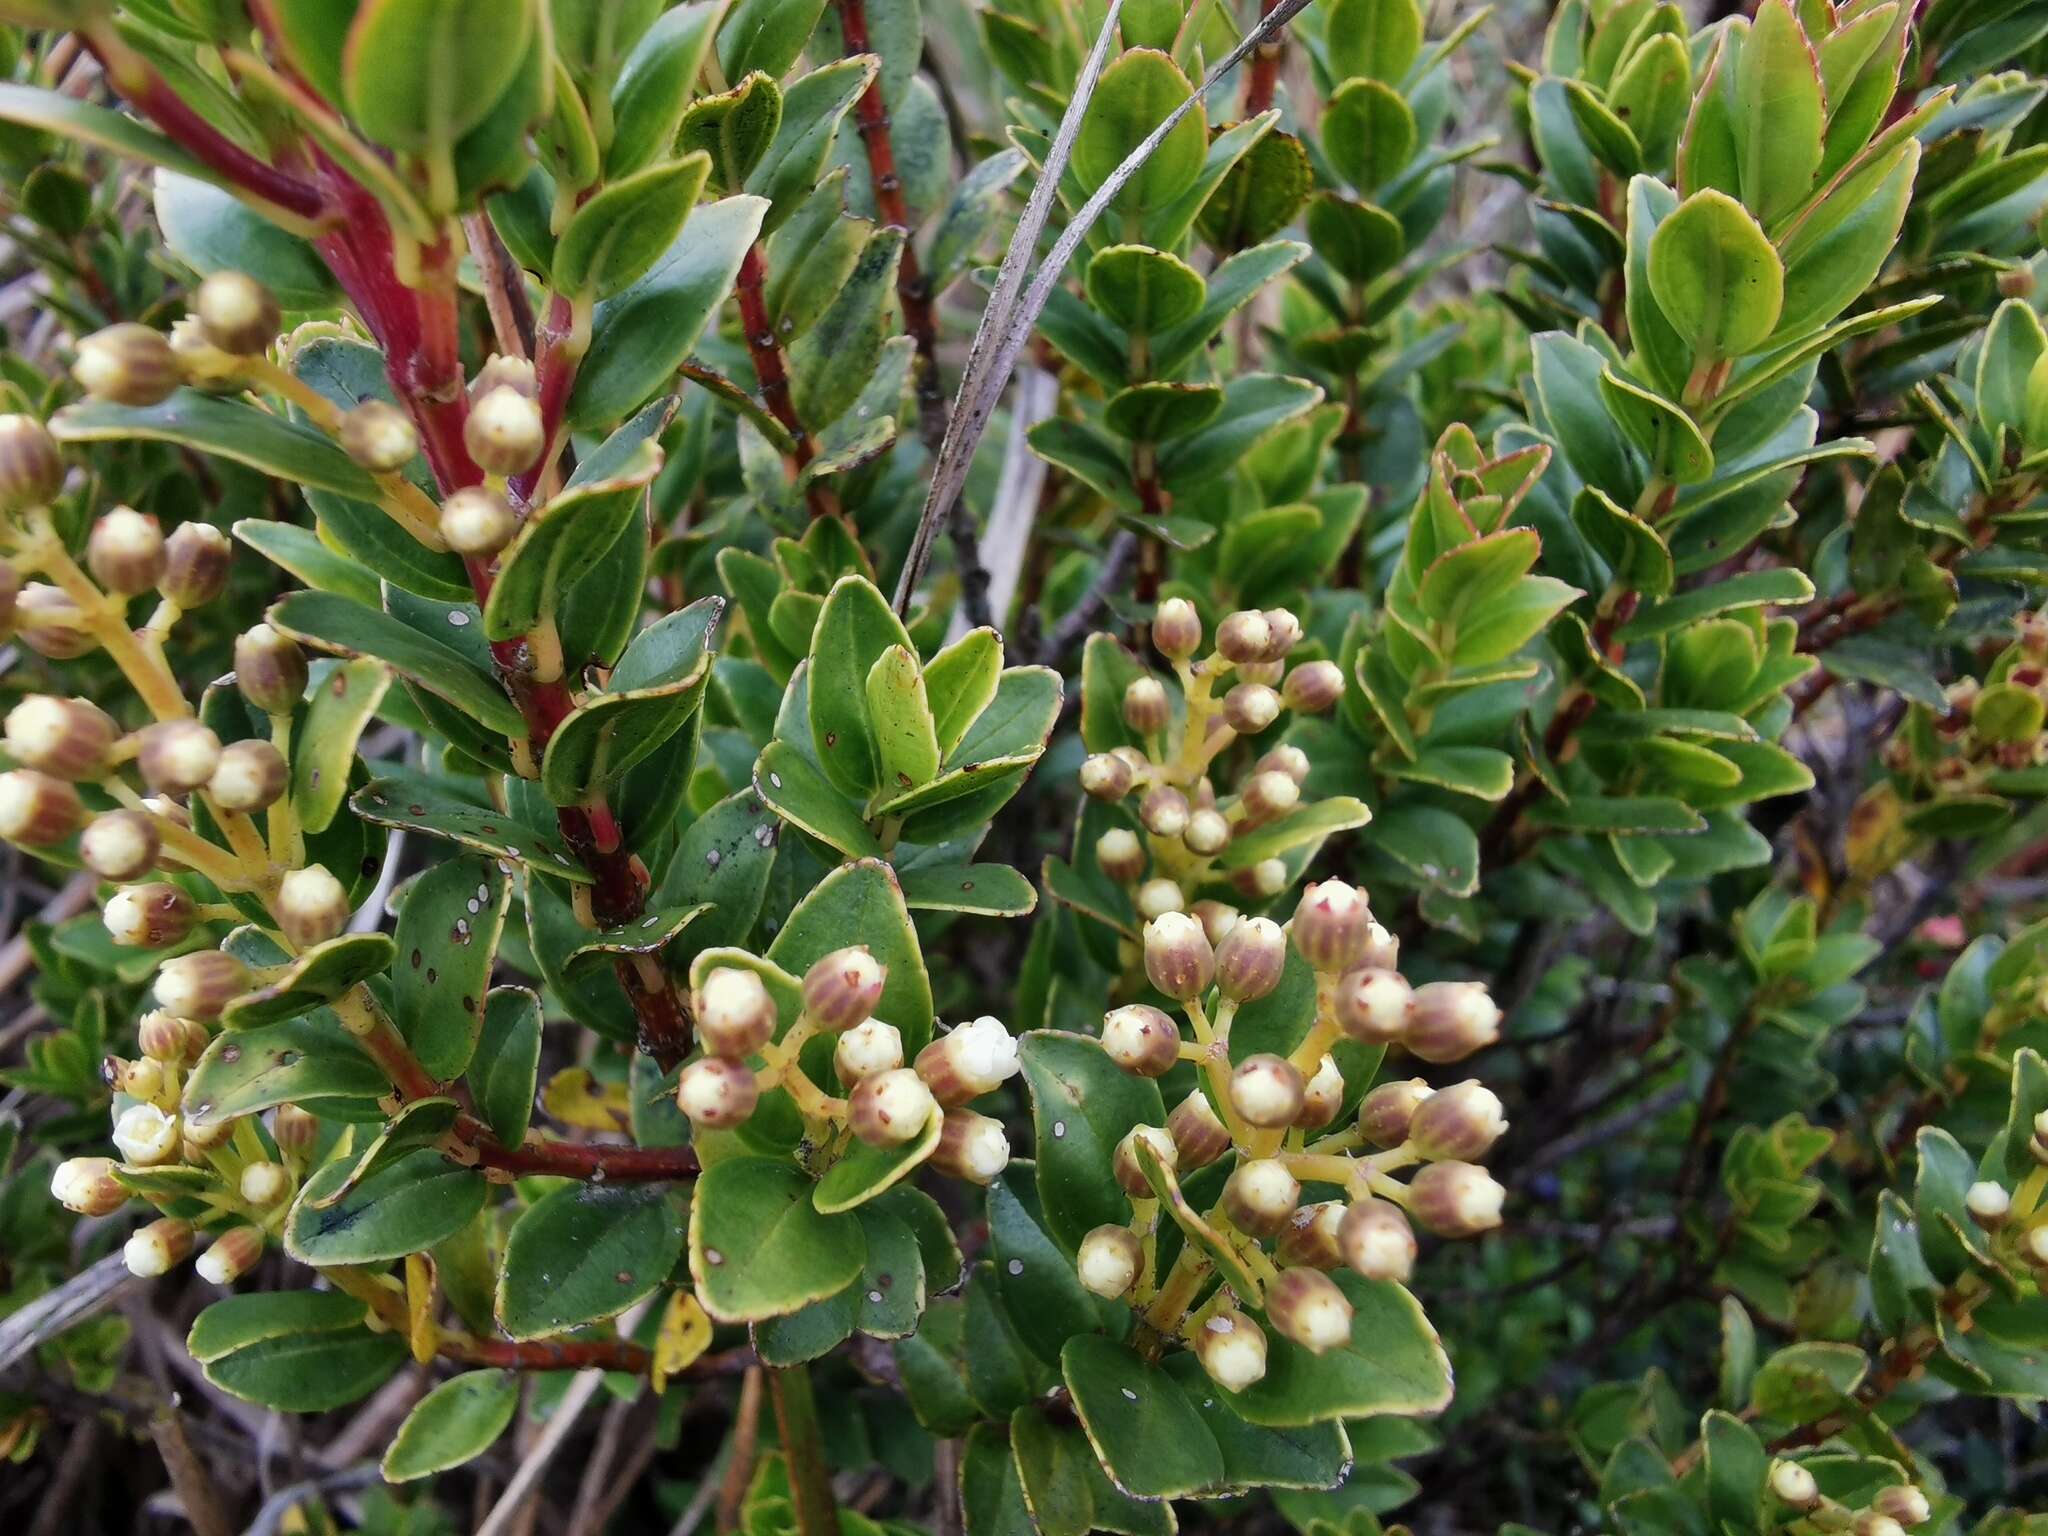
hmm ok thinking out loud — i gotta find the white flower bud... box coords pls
[1222,1157,1300,1237]
[1102,1004,1180,1078]
[464,384,545,475]
[1871,1487,1930,1527]
[1339,1199,1416,1281]
[1266,1266,1353,1354]
[1122,676,1170,735]
[208,739,287,812]
[1077,1224,1142,1298]
[239,1160,291,1207]
[1136,877,1185,920]
[1113,1124,1177,1196]
[1183,807,1231,855]
[104,883,197,947]
[86,507,166,595]
[1410,1161,1505,1238]
[195,1224,266,1285]
[1097,827,1146,884]
[1215,915,1286,1002]
[802,946,885,1031]
[1295,1053,1344,1130]
[833,1019,903,1085]
[1768,1461,1818,1508]
[849,1067,939,1147]
[112,1102,181,1166]
[1277,1201,1347,1268]
[1153,597,1201,660]
[1080,752,1134,801]
[51,1156,125,1216]
[153,949,250,1021]
[1230,1053,1305,1128]
[0,769,86,847]
[695,966,778,1056]
[340,400,419,471]
[137,719,223,794]
[1232,857,1288,899]
[1965,1180,2011,1227]
[1334,967,1411,1043]
[1216,610,1272,664]
[1405,981,1502,1063]
[5,694,117,779]
[1358,1078,1433,1148]
[74,323,179,405]
[1144,911,1214,1000]
[194,271,279,355]
[914,1015,1019,1105]
[1196,1309,1268,1391]
[1408,1080,1507,1161]
[1139,784,1189,838]
[277,864,350,948]
[676,1056,759,1128]
[932,1108,1010,1183]
[1259,609,1303,660]
[1239,768,1299,823]
[441,486,518,557]
[1223,682,1280,735]
[1292,880,1374,973]
[1282,660,1343,713]
[80,810,162,880]
[1167,1090,1230,1169]
[122,1216,194,1277]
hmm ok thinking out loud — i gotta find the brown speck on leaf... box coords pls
[410,948,422,969]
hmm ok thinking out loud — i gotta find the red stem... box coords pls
[1242,0,1286,118]
[468,1123,700,1183]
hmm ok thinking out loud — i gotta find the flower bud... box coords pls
[1999,267,2037,300]
[112,1102,181,1166]
[1223,682,1280,735]
[1357,1077,1432,1148]
[1239,768,1299,823]
[138,1009,196,1064]
[1230,1054,1305,1128]
[1136,877,1184,920]
[932,1108,1010,1184]
[105,1053,170,1106]
[441,486,519,557]
[161,523,232,607]
[209,739,287,812]
[1871,1488,1930,1527]
[1409,1081,1506,1162]
[234,624,308,713]
[16,583,93,657]
[1410,1160,1505,1238]
[272,1103,318,1156]
[1293,881,1374,973]
[1222,1158,1301,1237]
[1266,1266,1353,1354]
[1196,1309,1268,1390]
[136,720,222,795]
[1139,784,1189,838]
[1281,660,1342,714]
[1259,609,1303,660]
[80,810,161,880]
[1078,1224,1143,1298]
[123,1216,195,1277]
[1257,744,1310,785]
[1167,1090,1230,1170]
[195,271,279,355]
[471,354,537,400]
[1339,1198,1416,1281]
[1965,1180,2011,1227]
[51,1156,125,1216]
[1405,981,1501,1063]
[2025,1223,2048,1270]
[1183,807,1231,855]
[5,694,117,779]
[1192,900,1240,945]
[0,413,63,509]
[153,949,250,1021]
[695,966,778,1056]
[0,769,86,846]
[195,1224,266,1285]
[1855,1518,1906,1536]
[340,400,419,472]
[1216,610,1271,664]
[916,1015,1020,1105]
[1215,915,1286,1002]
[104,883,196,948]
[676,1056,759,1128]
[184,1113,236,1153]
[1333,967,1411,1044]
[74,323,180,405]
[1153,597,1201,660]
[1295,1054,1344,1130]
[276,864,350,947]
[169,315,239,387]
[1096,827,1145,883]
[1144,911,1214,1000]
[1113,1124,1176,1196]
[1232,857,1288,899]
[464,385,545,476]
[234,1161,288,1212]
[849,1067,939,1147]
[802,946,885,1031]
[1277,1201,1346,1268]
[1080,752,1134,801]
[1101,1005,1181,1078]
[1122,676,1170,735]
[833,1019,903,1085]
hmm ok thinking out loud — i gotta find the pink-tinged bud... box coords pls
[271,1104,318,1156]
[1358,1078,1432,1148]
[1139,784,1189,838]
[465,385,545,476]
[5,694,117,779]
[1222,1158,1301,1237]
[1293,881,1374,973]
[1854,1518,1906,1536]
[234,624,309,713]
[1223,682,1280,735]
[81,810,161,880]
[1101,1004,1181,1077]
[1080,752,1134,801]
[1183,807,1231,855]
[169,315,238,387]
[915,1016,1020,1105]
[1239,769,1299,824]
[86,507,166,595]
[1196,1309,1267,1390]
[1965,1181,2011,1227]
[471,354,538,400]
[137,720,222,795]
[16,584,94,658]
[1409,1080,1506,1161]
[1113,1124,1177,1196]
[0,414,63,510]
[0,769,86,846]
[1871,1488,1930,1527]
[441,486,518,557]
[1410,1161,1505,1238]
[1153,597,1202,660]
[1259,609,1303,661]
[340,400,419,472]
[1216,610,1272,664]
[1112,745,1150,776]
[1277,1201,1347,1268]
[122,1216,195,1277]
[209,740,287,813]
[195,1224,266,1285]
[1122,676,1170,735]
[137,1008,197,1064]
[1296,1054,1344,1130]
[1230,1054,1305,1128]
[1768,1461,1819,1508]
[2000,267,2038,300]
[1404,981,1501,1063]
[1239,659,1284,686]
[932,1108,1010,1183]
[1339,1198,1416,1281]
[1192,900,1240,944]
[112,1102,181,1165]
[1282,660,1342,714]
[1266,1266,1353,1353]
[1096,828,1146,884]
[1136,878,1184,920]
[1167,1090,1230,1169]
[676,1056,759,1128]
[1215,916,1286,1003]
[833,1020,903,1085]
[2025,1224,2048,1270]
[276,864,350,947]
[1078,1224,1143,1298]
[104,883,196,948]
[153,949,250,1022]
[1231,857,1288,900]
[1144,911,1214,1000]
[239,1160,291,1207]
[1256,745,1310,786]
[695,966,778,1056]
[74,323,180,405]
[1334,967,1411,1045]
[849,1067,938,1147]
[1358,920,1399,972]
[161,523,231,607]
[195,272,279,356]
[802,946,885,1031]
[51,1156,125,1216]
[105,1053,170,1105]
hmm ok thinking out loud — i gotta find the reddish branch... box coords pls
[1243,0,1287,118]
[469,1125,701,1183]
[735,244,840,520]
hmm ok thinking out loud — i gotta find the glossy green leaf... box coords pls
[219,932,396,1029]
[467,986,543,1147]
[805,575,917,799]
[555,153,712,300]
[1073,49,1208,215]
[498,1184,685,1339]
[53,391,381,499]
[1017,1031,1164,1251]
[352,773,593,882]
[689,1155,865,1322]
[182,1015,386,1129]
[270,589,523,738]
[1085,244,1205,336]
[285,1146,488,1265]
[766,858,935,1050]
[542,597,721,804]
[391,855,511,1080]
[1646,189,1783,362]
[1322,77,1417,193]
[382,1369,519,1482]
[1061,1336,1225,1498]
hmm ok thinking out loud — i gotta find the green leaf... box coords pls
[154,169,338,308]
[805,575,917,799]
[1647,189,1784,362]
[813,1103,944,1214]
[1599,367,1714,485]
[1159,1354,1351,1492]
[754,739,885,859]
[382,1369,519,1482]
[200,1311,405,1412]
[1322,77,1417,193]
[1085,245,1206,336]
[542,597,720,805]
[285,1146,488,1265]
[679,71,784,192]
[556,154,713,300]
[746,56,875,232]
[867,643,942,794]
[607,1,726,177]
[1223,1276,1454,1426]
[289,656,389,835]
[1219,795,1373,869]
[1061,1336,1225,1498]
[766,858,935,1051]
[1158,373,1323,487]
[392,855,511,1080]
[1773,142,1918,339]
[352,772,593,883]
[719,0,828,80]
[498,1184,685,1339]
[234,520,380,608]
[53,391,381,499]
[1326,0,1424,83]
[924,628,1005,759]
[183,1015,385,1128]
[898,862,1038,916]
[788,226,904,432]
[1305,192,1405,287]
[1017,1032,1163,1252]
[189,1289,376,1362]
[467,987,543,1147]
[689,1155,865,1322]
[1386,746,1517,801]
[0,82,225,193]
[270,589,523,738]
[1074,48,1208,215]
[1731,0,1824,225]
[342,0,535,161]
[219,932,397,1029]
[1619,567,1814,639]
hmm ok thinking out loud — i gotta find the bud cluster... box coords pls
[1885,612,2048,801]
